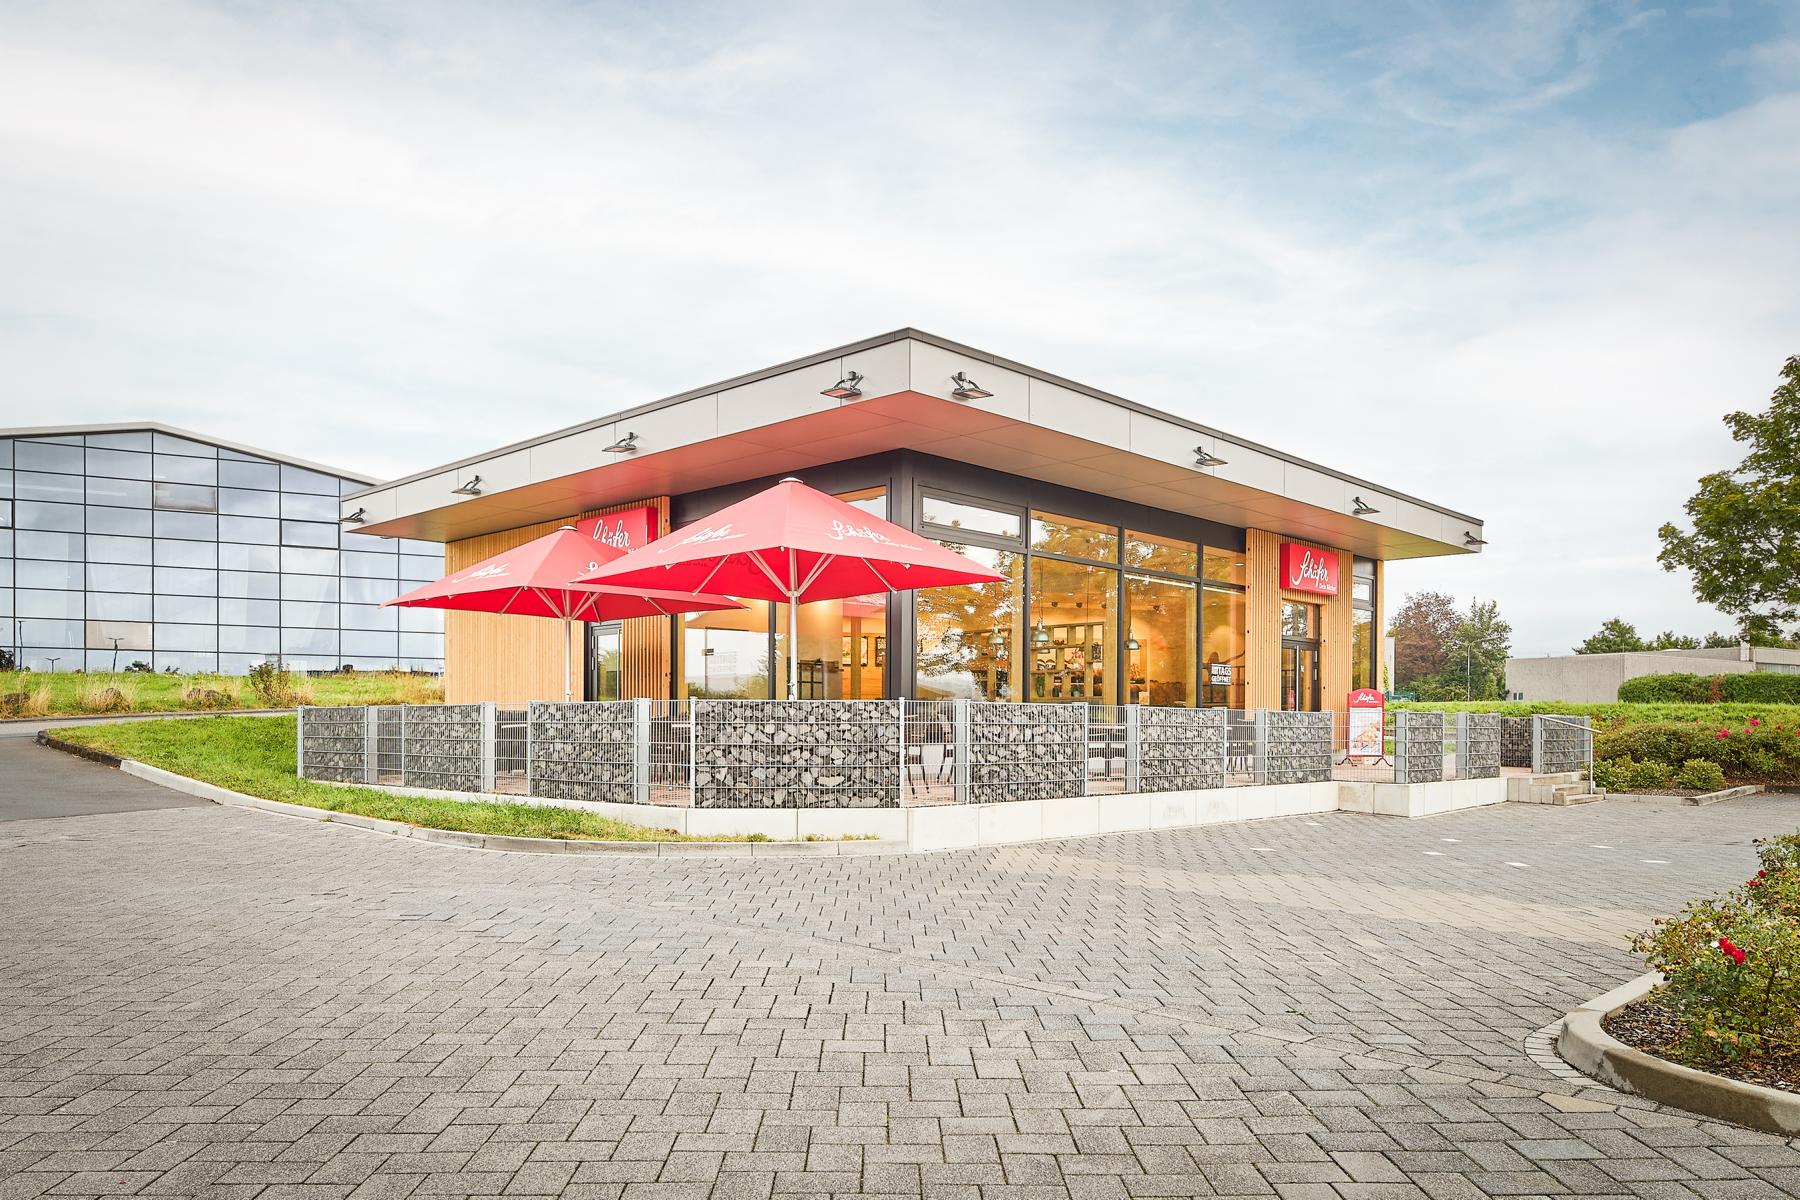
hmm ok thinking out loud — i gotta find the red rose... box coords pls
[1719,937,1748,965]
[1749,718,1761,727]
[1716,729,1730,739]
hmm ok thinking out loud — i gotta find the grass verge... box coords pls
[2,669,443,719]
[54,715,739,842]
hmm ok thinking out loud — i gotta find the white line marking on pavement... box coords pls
[1590,845,1612,849]
[1506,861,1529,868]
[1441,838,1460,843]
[1643,859,1669,864]
[1423,851,1444,856]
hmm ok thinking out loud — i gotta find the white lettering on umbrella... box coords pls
[827,520,900,545]
[667,523,743,551]
[466,563,511,579]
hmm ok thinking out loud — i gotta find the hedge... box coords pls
[1618,672,1800,704]
[1596,719,1800,785]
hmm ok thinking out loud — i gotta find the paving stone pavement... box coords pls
[5,758,1800,1199]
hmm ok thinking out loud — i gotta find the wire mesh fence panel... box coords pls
[401,703,488,792]
[373,705,403,784]
[493,707,529,794]
[1461,712,1502,779]
[1085,704,1130,795]
[1533,714,1593,775]
[692,699,902,808]
[1224,709,1258,785]
[1393,710,1445,783]
[1138,706,1226,791]
[1258,710,1334,784]
[527,701,637,803]
[297,706,367,783]
[902,700,960,806]
[966,702,1085,803]
[644,699,694,806]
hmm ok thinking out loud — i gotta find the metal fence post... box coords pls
[1124,705,1142,794]
[689,700,699,808]
[1455,712,1470,781]
[1081,704,1092,796]
[524,701,536,797]
[633,697,651,805]
[363,706,377,784]
[1530,715,1544,774]
[296,705,307,779]
[952,699,970,805]
[1253,708,1268,786]
[479,702,497,793]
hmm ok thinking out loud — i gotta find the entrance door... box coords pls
[1281,642,1320,711]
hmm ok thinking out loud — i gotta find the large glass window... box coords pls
[1281,600,1318,639]
[1201,586,1246,708]
[1030,511,1118,563]
[915,542,1024,702]
[88,477,151,508]
[1203,546,1247,586]
[1026,557,1117,703]
[1123,530,1198,576]
[1125,574,1196,706]
[774,593,887,700]
[681,599,772,698]
[919,493,1021,540]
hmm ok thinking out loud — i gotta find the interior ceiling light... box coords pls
[604,432,639,454]
[450,474,482,496]
[341,507,366,524]
[1352,496,1380,516]
[1031,622,1052,645]
[1193,446,1227,468]
[820,371,864,399]
[1126,636,1141,652]
[1463,530,1488,547]
[950,371,993,400]
[988,628,1006,646]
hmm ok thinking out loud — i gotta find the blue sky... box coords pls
[1,1,1797,654]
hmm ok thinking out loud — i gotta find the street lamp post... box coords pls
[109,636,124,674]
[46,656,61,674]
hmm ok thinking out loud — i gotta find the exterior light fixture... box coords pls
[1031,622,1051,645]
[1463,530,1488,547]
[450,474,483,496]
[342,507,366,524]
[604,432,639,454]
[820,371,864,399]
[1351,496,1379,516]
[950,372,993,400]
[1193,446,1227,468]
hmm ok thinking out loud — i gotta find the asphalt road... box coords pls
[0,733,206,821]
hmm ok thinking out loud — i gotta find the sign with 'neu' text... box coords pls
[1279,542,1340,596]
[575,505,658,554]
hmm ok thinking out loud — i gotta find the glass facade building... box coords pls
[0,427,444,674]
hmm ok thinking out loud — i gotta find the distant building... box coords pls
[2,424,444,674]
[1504,644,1800,703]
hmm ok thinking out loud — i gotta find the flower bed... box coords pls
[1621,830,1800,1093]
[1597,718,1800,787]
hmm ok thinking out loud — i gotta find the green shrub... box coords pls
[1594,756,1672,792]
[1596,720,1800,785]
[246,661,298,707]
[1675,759,1728,792]
[1619,672,1800,705]
[1726,673,1800,704]
[1619,674,1717,703]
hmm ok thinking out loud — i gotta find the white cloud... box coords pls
[0,0,1795,656]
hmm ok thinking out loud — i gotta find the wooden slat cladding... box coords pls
[441,497,670,705]
[1244,529,1354,718]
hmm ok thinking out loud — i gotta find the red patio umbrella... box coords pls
[385,525,743,701]
[570,477,1005,698]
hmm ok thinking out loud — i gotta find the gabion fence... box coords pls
[1393,710,1446,784]
[1533,714,1594,776]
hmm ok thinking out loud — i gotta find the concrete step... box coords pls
[1549,791,1604,806]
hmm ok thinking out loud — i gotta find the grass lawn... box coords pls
[2,669,442,718]
[53,715,728,842]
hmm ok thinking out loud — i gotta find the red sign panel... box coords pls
[574,505,658,555]
[1279,542,1340,596]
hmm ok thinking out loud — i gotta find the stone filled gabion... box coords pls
[1534,714,1592,775]
[528,701,636,803]
[967,703,1085,804]
[1139,707,1227,792]
[1394,711,1445,784]
[299,706,367,784]
[402,704,485,792]
[1462,713,1502,779]
[692,700,901,809]
[1262,710,1333,784]
[1500,717,1533,768]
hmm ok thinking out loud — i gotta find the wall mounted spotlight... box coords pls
[1351,496,1380,516]
[949,371,993,400]
[1463,530,1488,547]
[341,507,366,524]
[1193,446,1228,468]
[604,432,639,454]
[450,475,483,496]
[820,371,864,399]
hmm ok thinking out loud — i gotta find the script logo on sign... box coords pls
[1279,542,1340,596]
[575,505,657,553]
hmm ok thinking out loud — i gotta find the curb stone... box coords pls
[1557,970,1800,1136]
[1685,784,1764,807]
[32,731,909,857]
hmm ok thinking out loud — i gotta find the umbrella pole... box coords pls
[788,589,799,701]
[563,612,573,704]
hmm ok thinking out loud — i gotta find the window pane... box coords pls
[15,530,82,559]
[398,631,442,659]
[152,454,217,486]
[1125,574,1197,706]
[220,625,280,654]
[915,542,1024,702]
[342,603,398,631]
[86,506,152,536]
[86,448,151,480]
[681,600,771,698]
[88,563,152,593]
[155,651,219,673]
[17,559,83,589]
[219,597,279,626]
[153,510,217,541]
[153,566,216,596]
[399,554,439,582]
[220,487,279,516]
[87,534,149,564]
[155,595,217,624]
[16,471,84,503]
[154,539,217,569]
[1351,578,1373,605]
[399,538,439,556]
[281,600,338,628]
[155,623,217,652]
[219,515,277,544]
[1122,530,1198,576]
[0,469,9,499]
[152,432,216,457]
[88,592,152,621]
[87,477,152,508]
[218,460,279,491]
[838,486,886,520]
[342,630,398,660]
[1281,600,1317,639]
[85,619,152,651]
[219,543,280,572]
[16,501,82,532]
[14,441,84,473]
[919,493,1021,540]
[0,439,11,468]
[772,593,888,700]
[1201,586,1246,708]
[280,464,340,495]
[86,431,151,451]
[281,520,338,548]
[282,627,339,656]
[341,551,398,579]
[0,498,10,529]
[18,590,84,619]
[1029,511,1118,563]
[1026,558,1118,703]
[341,576,397,604]
[1203,546,1247,586]
[1352,608,1374,692]
[280,492,339,521]
[19,619,83,646]
[281,573,335,602]
[398,607,441,633]
[220,570,279,599]
[282,547,338,575]
[153,483,218,514]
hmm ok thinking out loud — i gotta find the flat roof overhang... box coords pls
[341,330,1484,561]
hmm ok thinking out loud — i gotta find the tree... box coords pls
[1438,598,1512,701]
[1703,631,1738,648]
[1646,630,1701,651]
[1388,591,1461,688]
[1575,618,1646,655]
[1736,613,1799,649]
[1659,355,1800,630]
